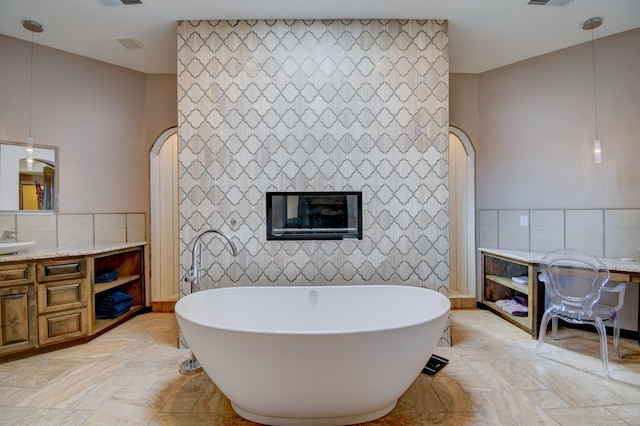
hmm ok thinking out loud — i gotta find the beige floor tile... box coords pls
[605,404,640,424]
[9,407,93,426]
[160,391,202,413]
[527,389,572,410]
[0,406,32,426]
[0,310,638,426]
[429,375,478,413]
[394,374,446,414]
[417,411,490,425]
[83,399,159,425]
[468,390,559,425]
[17,360,124,409]
[546,406,628,426]
[466,358,547,391]
[150,412,220,425]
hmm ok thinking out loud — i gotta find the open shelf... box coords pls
[91,246,145,336]
[94,304,145,334]
[485,275,528,294]
[94,275,141,295]
[480,252,545,338]
[481,299,529,330]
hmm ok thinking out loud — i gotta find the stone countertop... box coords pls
[0,242,147,263]
[478,247,640,274]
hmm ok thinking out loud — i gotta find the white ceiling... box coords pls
[0,0,638,74]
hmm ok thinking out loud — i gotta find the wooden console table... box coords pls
[479,248,640,341]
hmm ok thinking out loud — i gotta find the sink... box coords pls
[0,241,35,255]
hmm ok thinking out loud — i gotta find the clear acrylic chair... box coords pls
[535,249,626,377]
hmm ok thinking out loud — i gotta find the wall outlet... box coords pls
[520,215,528,226]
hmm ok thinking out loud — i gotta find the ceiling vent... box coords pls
[98,0,143,6]
[116,37,144,49]
[527,0,573,6]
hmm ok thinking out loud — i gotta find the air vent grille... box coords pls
[527,0,573,6]
[116,37,144,49]
[98,0,143,6]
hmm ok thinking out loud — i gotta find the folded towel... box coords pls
[511,275,529,285]
[96,271,119,283]
[496,298,528,316]
[99,291,133,306]
[95,300,131,319]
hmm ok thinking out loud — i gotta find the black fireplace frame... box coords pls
[266,191,363,241]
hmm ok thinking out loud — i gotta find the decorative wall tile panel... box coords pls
[178,20,450,344]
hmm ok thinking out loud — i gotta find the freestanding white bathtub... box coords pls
[175,285,450,426]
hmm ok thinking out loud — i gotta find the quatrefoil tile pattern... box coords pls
[177,20,450,343]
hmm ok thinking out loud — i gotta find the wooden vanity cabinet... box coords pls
[0,263,37,356]
[0,243,146,361]
[36,258,89,345]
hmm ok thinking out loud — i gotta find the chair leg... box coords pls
[551,316,558,339]
[535,310,553,353]
[594,317,611,377]
[613,316,622,359]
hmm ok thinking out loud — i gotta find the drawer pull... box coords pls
[45,263,81,276]
[3,293,25,300]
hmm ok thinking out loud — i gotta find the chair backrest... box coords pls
[540,249,610,313]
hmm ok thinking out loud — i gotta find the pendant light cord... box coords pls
[591,27,598,141]
[28,29,34,140]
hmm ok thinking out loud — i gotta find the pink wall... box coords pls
[450,29,640,210]
[0,34,177,214]
[450,73,479,147]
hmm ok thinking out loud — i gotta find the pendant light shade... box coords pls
[583,17,602,164]
[23,19,43,170]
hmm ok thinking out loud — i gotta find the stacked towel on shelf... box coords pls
[495,295,528,316]
[96,271,119,283]
[96,291,132,319]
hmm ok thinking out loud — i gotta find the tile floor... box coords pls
[0,309,639,425]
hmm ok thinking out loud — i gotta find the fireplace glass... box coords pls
[266,192,362,240]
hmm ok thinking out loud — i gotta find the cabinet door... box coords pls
[0,284,37,355]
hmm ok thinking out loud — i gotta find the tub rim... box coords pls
[175,284,451,336]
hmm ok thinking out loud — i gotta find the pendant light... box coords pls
[583,17,602,164]
[23,19,43,171]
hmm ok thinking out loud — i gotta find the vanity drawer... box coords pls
[37,258,87,283]
[37,279,88,314]
[38,308,88,345]
[0,263,35,287]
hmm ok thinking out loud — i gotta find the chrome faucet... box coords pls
[184,229,238,292]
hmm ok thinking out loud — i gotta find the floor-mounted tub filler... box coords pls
[175,285,450,426]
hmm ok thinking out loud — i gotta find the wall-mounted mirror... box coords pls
[0,140,57,212]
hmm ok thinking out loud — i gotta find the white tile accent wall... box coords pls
[178,19,451,346]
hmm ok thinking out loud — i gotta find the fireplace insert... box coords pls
[266,192,362,240]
